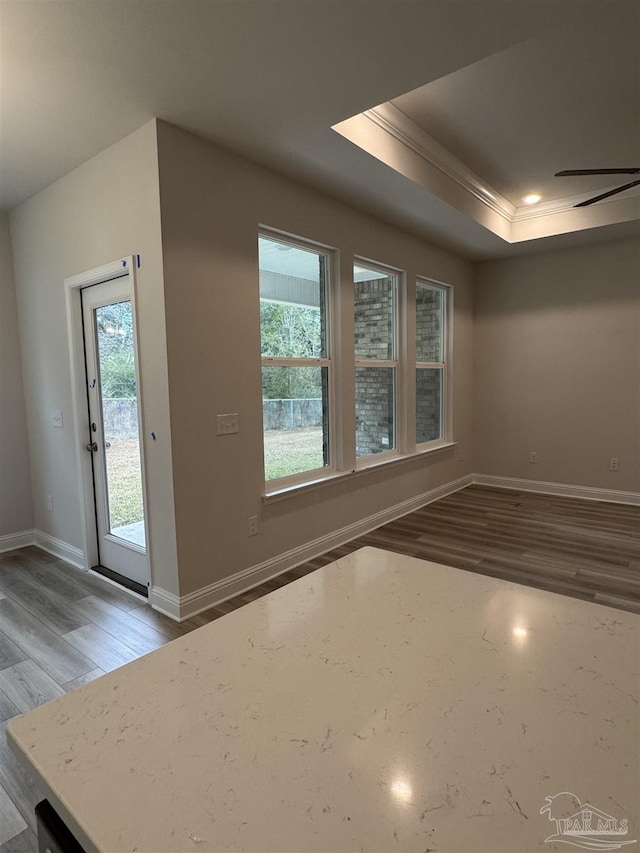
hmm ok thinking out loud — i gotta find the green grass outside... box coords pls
[105,439,144,528]
[263,426,324,481]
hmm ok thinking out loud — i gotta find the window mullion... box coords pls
[355,359,398,368]
[262,357,330,368]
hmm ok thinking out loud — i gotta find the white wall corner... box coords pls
[32,529,85,568]
[0,529,34,554]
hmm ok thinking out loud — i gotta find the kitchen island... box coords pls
[8,546,639,852]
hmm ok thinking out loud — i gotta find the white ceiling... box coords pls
[259,237,321,283]
[1,0,638,259]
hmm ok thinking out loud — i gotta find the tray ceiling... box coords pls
[2,0,638,258]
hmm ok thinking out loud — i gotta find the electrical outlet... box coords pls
[51,410,63,428]
[610,457,620,472]
[248,515,258,537]
[46,494,53,511]
[216,413,239,435]
[529,451,538,464]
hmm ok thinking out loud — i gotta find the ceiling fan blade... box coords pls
[574,179,640,207]
[556,168,640,176]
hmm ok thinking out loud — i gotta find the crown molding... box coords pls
[511,188,640,221]
[512,193,589,221]
[353,103,640,232]
[365,104,515,223]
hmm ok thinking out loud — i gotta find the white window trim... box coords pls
[259,228,337,492]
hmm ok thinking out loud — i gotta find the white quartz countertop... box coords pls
[8,547,639,852]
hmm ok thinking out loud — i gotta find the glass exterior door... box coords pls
[81,276,148,589]
[94,300,146,547]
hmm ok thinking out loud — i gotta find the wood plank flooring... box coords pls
[0,484,638,851]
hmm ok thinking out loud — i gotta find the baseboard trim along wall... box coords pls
[151,471,640,621]
[32,530,85,569]
[0,529,34,553]
[150,474,475,622]
[472,474,640,506]
[0,528,86,567]
[148,585,181,621]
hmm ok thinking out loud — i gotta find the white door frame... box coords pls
[65,256,151,588]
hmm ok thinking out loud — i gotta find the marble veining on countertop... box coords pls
[8,546,639,852]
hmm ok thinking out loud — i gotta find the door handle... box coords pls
[86,442,98,452]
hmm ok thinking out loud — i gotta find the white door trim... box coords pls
[65,257,152,590]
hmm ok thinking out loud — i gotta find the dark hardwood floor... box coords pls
[351,484,640,613]
[0,484,638,851]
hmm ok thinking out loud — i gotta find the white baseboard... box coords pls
[0,527,86,567]
[0,529,34,554]
[153,473,474,622]
[473,474,640,506]
[33,529,85,569]
[149,585,182,621]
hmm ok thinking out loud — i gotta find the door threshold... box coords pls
[90,565,148,599]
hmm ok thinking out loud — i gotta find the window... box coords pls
[354,262,398,459]
[258,229,453,494]
[415,279,448,445]
[259,232,331,484]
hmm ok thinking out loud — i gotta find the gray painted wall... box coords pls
[474,236,640,492]
[0,212,33,537]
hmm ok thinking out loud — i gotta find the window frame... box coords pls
[258,228,337,491]
[415,277,452,450]
[353,257,402,468]
[258,229,456,501]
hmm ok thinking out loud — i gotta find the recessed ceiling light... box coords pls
[522,193,542,205]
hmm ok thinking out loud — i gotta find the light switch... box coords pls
[51,410,63,428]
[216,413,239,435]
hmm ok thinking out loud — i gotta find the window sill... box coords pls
[262,440,457,504]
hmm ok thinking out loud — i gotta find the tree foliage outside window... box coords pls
[96,301,137,398]
[260,302,321,399]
